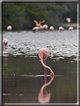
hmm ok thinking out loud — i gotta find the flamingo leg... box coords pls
[43,59,47,83]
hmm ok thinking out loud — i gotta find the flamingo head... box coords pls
[50,72,54,78]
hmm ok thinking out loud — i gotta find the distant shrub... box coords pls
[25,3,48,21]
[47,4,63,11]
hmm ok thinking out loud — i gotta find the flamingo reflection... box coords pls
[38,75,54,103]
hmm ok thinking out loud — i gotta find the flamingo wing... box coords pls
[39,20,45,24]
[33,20,38,24]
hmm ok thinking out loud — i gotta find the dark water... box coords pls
[2,30,78,104]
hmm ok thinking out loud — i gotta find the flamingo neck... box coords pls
[40,58,53,74]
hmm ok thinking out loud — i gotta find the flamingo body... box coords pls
[32,26,40,31]
[59,26,64,31]
[66,18,71,23]
[7,25,12,30]
[39,25,44,30]
[50,26,54,30]
[38,48,51,60]
[42,24,48,30]
[68,26,73,30]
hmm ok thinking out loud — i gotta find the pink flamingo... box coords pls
[32,26,40,31]
[42,24,48,30]
[33,20,45,27]
[38,75,54,103]
[66,18,71,23]
[68,26,73,31]
[39,25,44,30]
[50,26,54,31]
[38,48,54,77]
[7,25,12,30]
[32,25,44,31]
[59,26,64,31]
[3,38,8,48]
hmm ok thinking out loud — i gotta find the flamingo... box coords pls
[33,20,45,27]
[39,25,44,30]
[32,25,44,31]
[7,25,12,30]
[68,26,73,31]
[38,75,54,103]
[50,26,54,31]
[66,18,71,23]
[3,38,8,48]
[59,26,64,31]
[32,26,40,31]
[42,24,48,30]
[38,48,54,77]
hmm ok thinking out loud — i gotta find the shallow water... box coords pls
[2,30,78,104]
[3,56,77,104]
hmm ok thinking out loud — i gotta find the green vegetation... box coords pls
[47,4,63,11]
[2,2,77,30]
[25,4,47,21]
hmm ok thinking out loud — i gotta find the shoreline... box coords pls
[2,23,78,31]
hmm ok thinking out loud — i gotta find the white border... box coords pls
[77,2,79,105]
[1,0,79,106]
[3,103,79,105]
[0,0,79,2]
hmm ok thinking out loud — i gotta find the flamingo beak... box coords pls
[49,52,51,56]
